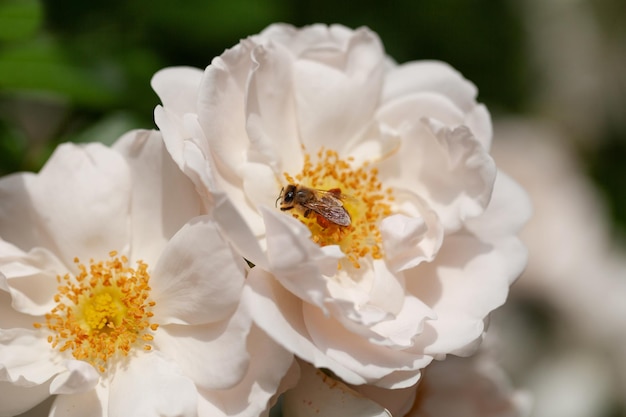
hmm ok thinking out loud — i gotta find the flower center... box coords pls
[34,251,158,373]
[282,149,393,268]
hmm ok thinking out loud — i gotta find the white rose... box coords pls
[153,23,530,388]
[0,131,293,417]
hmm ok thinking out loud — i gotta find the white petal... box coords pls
[0,328,64,385]
[151,66,204,116]
[381,211,443,272]
[0,380,52,416]
[243,269,363,384]
[261,206,342,312]
[369,295,437,347]
[198,42,253,179]
[0,246,66,316]
[108,352,197,417]
[154,301,252,391]
[197,325,295,417]
[49,360,99,395]
[382,61,479,115]
[242,162,282,215]
[0,287,43,330]
[112,129,202,264]
[384,118,496,231]
[293,27,385,151]
[244,41,303,174]
[151,216,245,325]
[411,354,530,417]
[406,234,527,356]
[49,385,107,417]
[0,143,131,267]
[302,302,431,388]
[282,361,392,417]
[465,170,532,239]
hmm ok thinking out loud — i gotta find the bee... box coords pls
[276,184,351,227]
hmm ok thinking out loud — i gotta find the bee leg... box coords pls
[316,214,331,229]
[328,188,342,198]
[303,208,312,218]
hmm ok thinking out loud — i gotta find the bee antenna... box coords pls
[275,187,284,207]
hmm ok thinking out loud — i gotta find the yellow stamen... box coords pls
[34,252,156,372]
[283,148,393,268]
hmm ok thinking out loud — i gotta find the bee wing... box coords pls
[303,197,351,226]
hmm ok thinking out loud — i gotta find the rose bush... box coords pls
[153,23,530,389]
[0,130,293,417]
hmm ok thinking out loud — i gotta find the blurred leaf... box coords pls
[0,0,42,41]
[0,38,118,107]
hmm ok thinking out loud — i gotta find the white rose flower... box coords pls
[0,131,293,417]
[153,23,530,388]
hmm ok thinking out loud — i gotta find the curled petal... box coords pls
[50,360,99,395]
[0,328,64,385]
[0,245,66,316]
[151,66,204,117]
[261,206,342,312]
[407,234,527,356]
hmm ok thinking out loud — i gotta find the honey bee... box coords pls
[276,184,351,227]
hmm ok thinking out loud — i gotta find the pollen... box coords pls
[284,148,393,268]
[35,251,157,373]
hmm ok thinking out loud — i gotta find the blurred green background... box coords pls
[2,1,626,416]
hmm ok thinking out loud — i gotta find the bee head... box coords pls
[283,184,296,203]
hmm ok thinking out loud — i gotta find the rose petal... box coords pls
[293,27,385,151]
[0,246,66,316]
[151,66,204,116]
[369,295,437,347]
[261,206,344,312]
[382,61,479,116]
[303,302,431,388]
[30,142,132,267]
[465,170,532,239]
[112,129,202,264]
[49,360,99,395]
[0,143,131,267]
[385,118,496,231]
[197,325,295,417]
[381,210,443,272]
[151,216,245,325]
[154,301,252,391]
[282,361,392,417]
[49,386,106,417]
[0,328,64,385]
[0,379,52,417]
[243,268,363,384]
[407,234,527,356]
[108,352,197,417]
[198,42,254,179]
[245,41,303,174]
